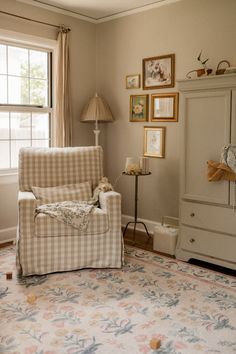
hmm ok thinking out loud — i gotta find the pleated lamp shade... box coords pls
[80,94,113,123]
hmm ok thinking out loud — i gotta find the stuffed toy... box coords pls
[91,177,114,205]
[96,177,113,192]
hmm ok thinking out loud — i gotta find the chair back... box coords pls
[18,146,103,191]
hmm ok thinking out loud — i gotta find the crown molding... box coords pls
[97,0,181,23]
[16,0,97,23]
[16,0,181,24]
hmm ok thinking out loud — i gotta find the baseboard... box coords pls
[0,227,17,244]
[0,218,177,243]
[122,214,160,234]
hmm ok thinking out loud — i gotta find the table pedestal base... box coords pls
[123,220,151,244]
[122,172,151,245]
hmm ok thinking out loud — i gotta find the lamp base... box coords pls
[93,128,100,146]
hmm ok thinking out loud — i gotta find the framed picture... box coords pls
[151,92,179,122]
[143,126,165,158]
[143,54,175,89]
[126,74,140,89]
[130,94,149,122]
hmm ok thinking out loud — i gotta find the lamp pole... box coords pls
[93,119,100,146]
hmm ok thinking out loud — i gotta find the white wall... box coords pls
[0,0,96,242]
[96,0,236,225]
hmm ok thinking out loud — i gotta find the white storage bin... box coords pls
[153,224,178,255]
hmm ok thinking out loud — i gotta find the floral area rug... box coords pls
[0,245,236,354]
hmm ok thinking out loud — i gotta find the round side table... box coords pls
[122,172,151,243]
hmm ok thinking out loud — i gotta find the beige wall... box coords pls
[0,0,96,241]
[96,0,236,224]
[1,0,236,240]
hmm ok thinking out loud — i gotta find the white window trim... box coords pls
[0,29,57,178]
[0,28,56,50]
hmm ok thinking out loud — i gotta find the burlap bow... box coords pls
[207,160,236,181]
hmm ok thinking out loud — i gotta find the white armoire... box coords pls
[176,74,236,270]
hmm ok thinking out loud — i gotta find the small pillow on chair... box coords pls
[32,181,92,205]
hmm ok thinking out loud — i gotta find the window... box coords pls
[0,42,52,171]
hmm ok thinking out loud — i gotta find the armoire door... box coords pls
[181,89,231,205]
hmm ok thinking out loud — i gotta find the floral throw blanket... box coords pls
[36,201,94,231]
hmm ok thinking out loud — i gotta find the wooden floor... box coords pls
[0,241,14,248]
[123,228,174,258]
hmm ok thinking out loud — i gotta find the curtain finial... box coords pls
[59,24,71,33]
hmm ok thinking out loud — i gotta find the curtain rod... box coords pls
[0,10,71,31]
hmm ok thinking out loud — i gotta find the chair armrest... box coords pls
[99,191,121,231]
[18,191,37,204]
[18,191,38,237]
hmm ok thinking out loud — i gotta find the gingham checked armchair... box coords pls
[17,146,123,276]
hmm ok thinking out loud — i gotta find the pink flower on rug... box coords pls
[138,344,151,354]
[55,328,69,336]
[175,341,188,349]
[135,335,148,342]
[43,312,53,320]
[107,338,125,349]
[54,320,64,328]
[107,311,119,317]
[126,310,134,316]
[118,301,128,308]
[141,320,156,329]
[24,345,38,354]
[88,272,97,279]
[61,305,73,311]
[151,334,167,341]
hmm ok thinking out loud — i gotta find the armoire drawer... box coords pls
[180,226,236,263]
[181,201,236,235]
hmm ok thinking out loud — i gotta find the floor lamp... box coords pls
[80,93,113,146]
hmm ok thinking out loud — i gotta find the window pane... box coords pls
[0,141,10,169]
[8,46,28,77]
[32,140,49,147]
[0,75,7,103]
[11,112,31,139]
[11,140,31,168]
[30,79,47,106]
[30,50,47,79]
[32,113,49,139]
[0,112,10,139]
[0,45,6,74]
[8,76,29,104]
[0,43,50,172]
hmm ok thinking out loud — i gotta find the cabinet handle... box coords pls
[190,213,195,217]
[189,238,195,243]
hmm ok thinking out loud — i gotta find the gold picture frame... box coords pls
[143,126,165,158]
[126,74,140,89]
[130,94,149,122]
[151,92,179,122]
[143,54,175,90]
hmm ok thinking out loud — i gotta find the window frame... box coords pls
[0,39,53,174]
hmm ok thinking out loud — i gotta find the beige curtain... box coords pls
[54,27,72,147]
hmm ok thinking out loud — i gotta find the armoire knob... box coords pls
[190,213,195,217]
[189,238,195,243]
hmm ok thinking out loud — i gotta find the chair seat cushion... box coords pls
[35,207,109,237]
